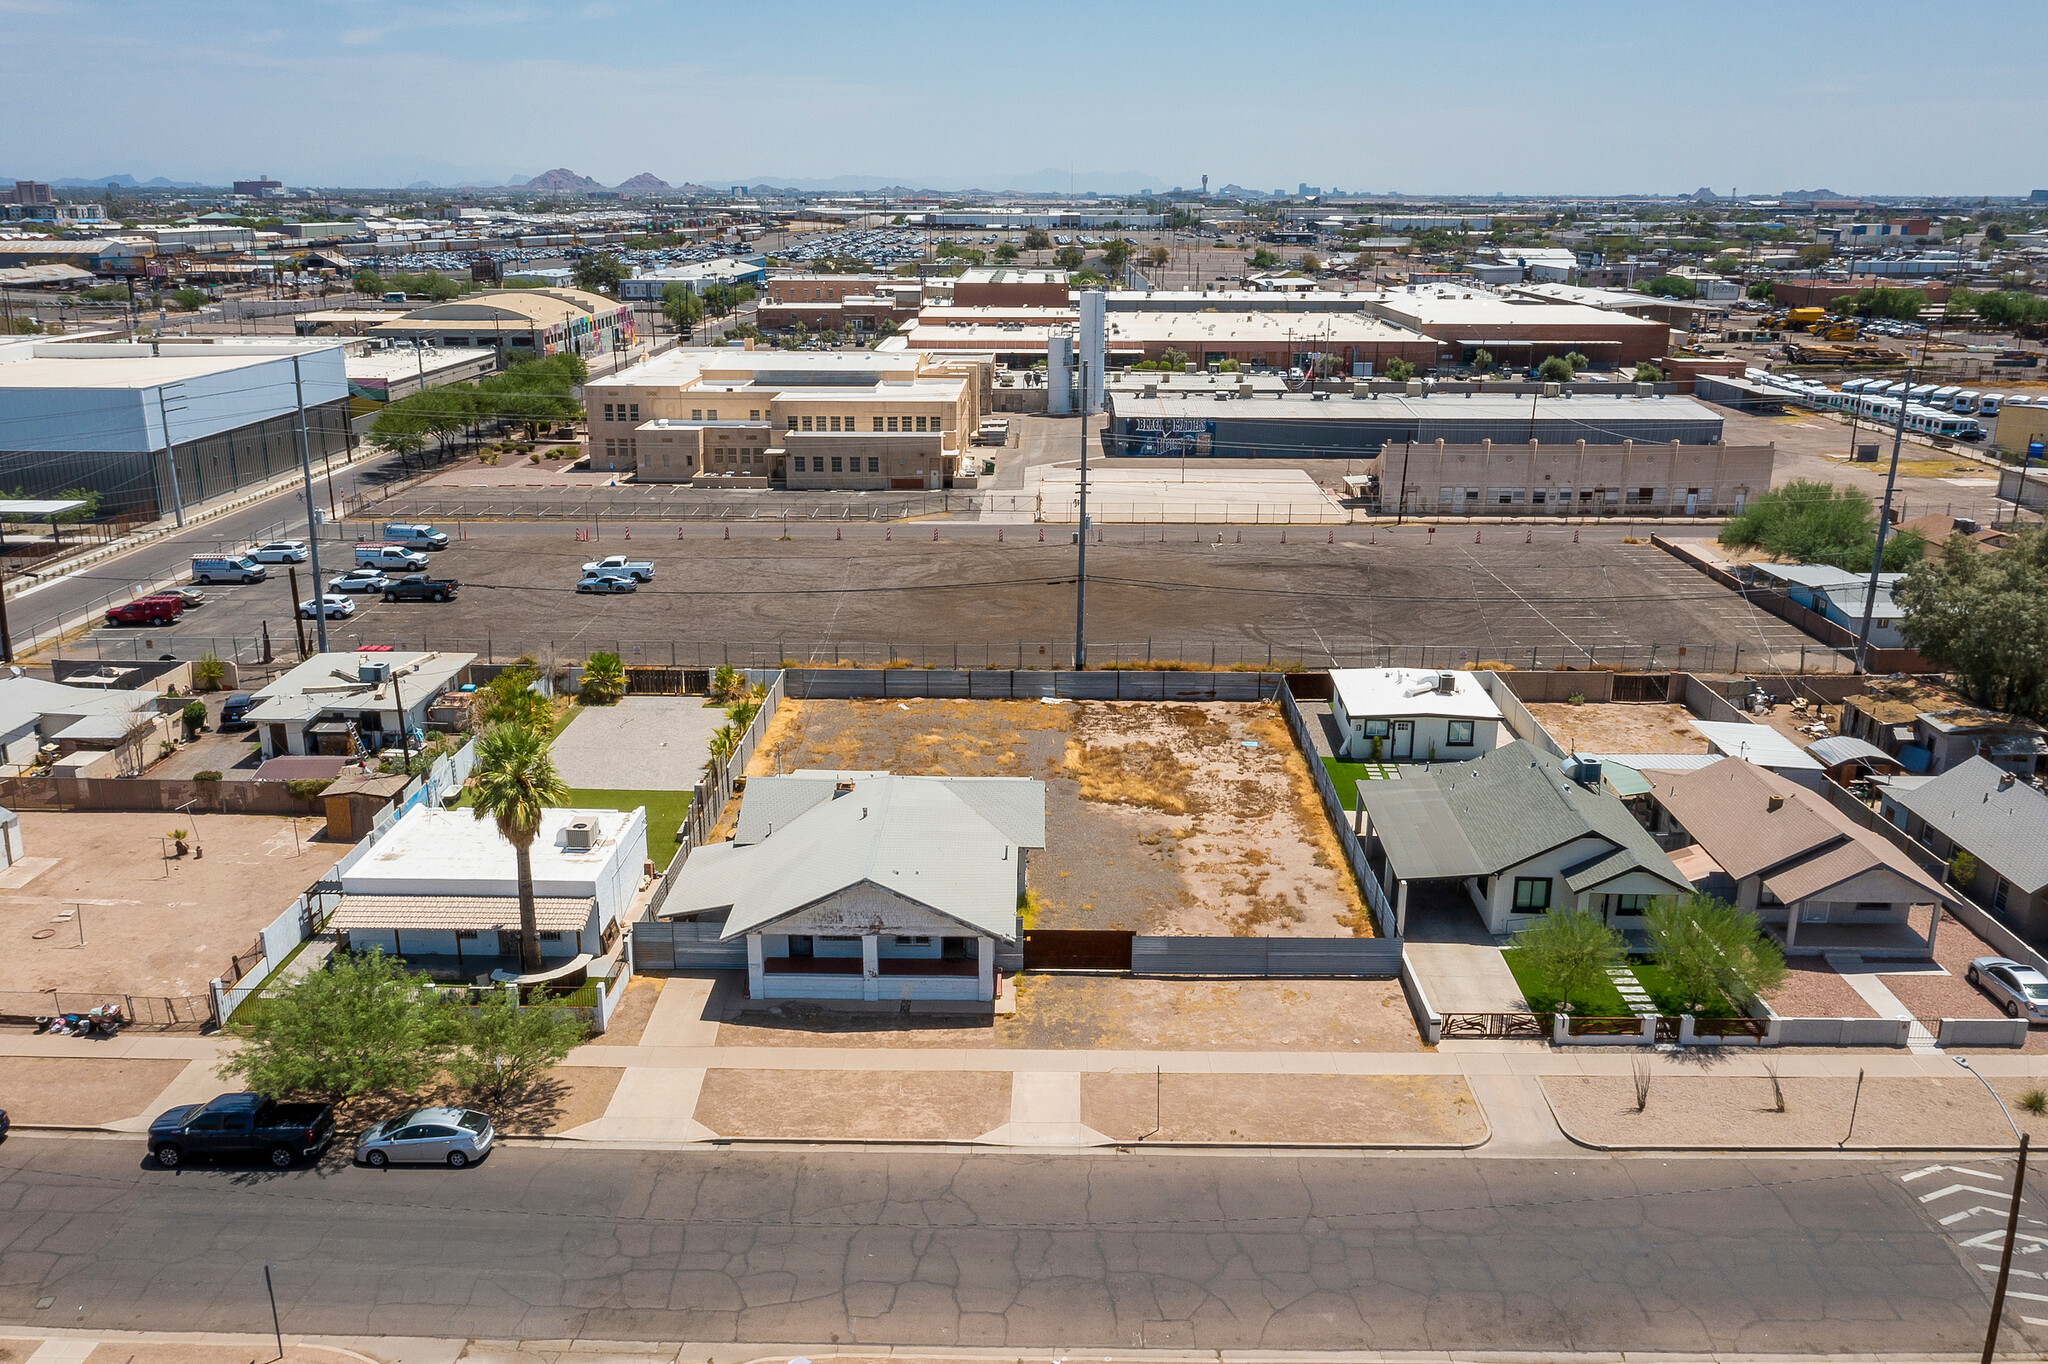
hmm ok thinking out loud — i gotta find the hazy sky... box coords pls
[4,0,2042,194]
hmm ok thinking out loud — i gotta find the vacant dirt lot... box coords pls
[709,976,1422,1052]
[693,1068,1010,1140]
[0,1055,188,1125]
[1526,701,1710,754]
[0,811,346,1000]
[1081,1073,1484,1145]
[745,696,1367,936]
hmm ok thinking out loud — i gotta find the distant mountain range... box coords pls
[23,173,215,190]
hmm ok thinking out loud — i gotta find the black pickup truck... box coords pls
[381,574,458,603]
[148,1093,336,1169]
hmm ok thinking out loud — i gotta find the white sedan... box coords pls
[298,594,355,620]
[328,568,391,593]
[250,540,310,563]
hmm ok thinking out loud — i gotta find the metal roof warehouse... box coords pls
[1106,390,1724,458]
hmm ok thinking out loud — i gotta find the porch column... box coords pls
[862,934,880,1002]
[1396,879,1410,937]
[1927,899,1942,958]
[746,933,764,999]
[1783,908,1799,951]
[977,938,995,1002]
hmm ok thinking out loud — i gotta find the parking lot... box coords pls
[54,522,1824,672]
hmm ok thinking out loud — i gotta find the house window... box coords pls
[867,457,880,472]
[1365,719,1389,737]
[894,935,931,945]
[539,931,563,942]
[1610,894,1651,914]
[1853,902,1891,914]
[457,929,480,940]
[1512,877,1552,912]
[1996,879,2011,912]
[1446,720,1475,747]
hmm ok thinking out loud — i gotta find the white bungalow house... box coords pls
[660,771,1044,1003]
[1329,667,1503,762]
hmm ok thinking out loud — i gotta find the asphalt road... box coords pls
[0,1139,2020,1354]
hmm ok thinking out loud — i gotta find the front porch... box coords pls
[746,932,998,1002]
[1762,902,1942,960]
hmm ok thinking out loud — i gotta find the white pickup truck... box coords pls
[355,543,430,572]
[580,555,655,582]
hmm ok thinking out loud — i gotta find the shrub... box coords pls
[181,700,207,725]
[2022,1088,2048,1116]
[194,770,222,782]
[285,777,334,801]
[193,653,225,691]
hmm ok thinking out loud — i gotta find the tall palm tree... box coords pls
[468,723,568,974]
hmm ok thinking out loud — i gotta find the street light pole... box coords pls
[1957,1055,2030,1364]
[1074,359,1089,670]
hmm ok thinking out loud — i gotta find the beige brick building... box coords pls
[585,348,992,489]
[1362,438,1775,517]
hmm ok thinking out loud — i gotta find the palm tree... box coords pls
[468,723,568,974]
[580,651,625,705]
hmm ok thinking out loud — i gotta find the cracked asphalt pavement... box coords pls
[0,1139,2017,1354]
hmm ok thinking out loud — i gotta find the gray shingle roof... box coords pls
[1357,740,1689,890]
[1888,757,2048,894]
[666,773,1044,940]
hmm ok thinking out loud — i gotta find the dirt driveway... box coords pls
[747,696,1368,936]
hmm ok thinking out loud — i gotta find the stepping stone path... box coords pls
[1606,964,1657,1015]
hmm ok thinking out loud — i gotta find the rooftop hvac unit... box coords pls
[358,660,390,683]
[564,820,594,850]
[1542,382,1560,398]
[1405,379,1423,397]
[1436,672,1458,694]
[1636,382,1653,396]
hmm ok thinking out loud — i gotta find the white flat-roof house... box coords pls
[332,805,646,979]
[1329,668,1504,762]
[245,651,475,759]
[661,771,1044,1003]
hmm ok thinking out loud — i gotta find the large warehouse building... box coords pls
[1106,389,1726,460]
[0,338,351,520]
[1356,286,1672,367]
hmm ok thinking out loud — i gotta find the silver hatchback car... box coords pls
[356,1107,495,1168]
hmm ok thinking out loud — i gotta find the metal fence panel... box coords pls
[1132,937,1403,977]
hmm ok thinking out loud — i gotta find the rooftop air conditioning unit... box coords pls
[1437,672,1458,694]
[564,820,594,850]
[1542,382,1561,397]
[1405,379,1423,397]
[358,661,390,683]
[1636,382,1653,397]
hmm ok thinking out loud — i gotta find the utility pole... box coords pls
[1855,365,1911,674]
[1074,360,1089,670]
[289,355,329,653]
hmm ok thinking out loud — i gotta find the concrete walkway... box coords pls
[1405,942,1525,1013]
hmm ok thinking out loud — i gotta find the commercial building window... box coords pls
[787,416,798,429]
[705,409,715,421]
[1446,720,1475,747]
[873,417,884,432]
[867,457,880,472]
[750,410,760,422]
[830,416,842,432]
[628,404,639,422]
[830,456,843,472]
[916,416,929,432]
[802,417,814,431]
[888,416,899,431]
[1512,877,1552,912]
[792,457,805,472]
[691,409,702,421]
[602,403,615,421]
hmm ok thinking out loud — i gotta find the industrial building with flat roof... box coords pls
[1359,437,1774,518]
[1106,389,1727,461]
[371,288,629,359]
[1356,286,1672,366]
[902,308,1436,372]
[0,338,351,520]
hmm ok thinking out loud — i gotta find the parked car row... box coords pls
[577,554,655,595]
[146,1093,494,1171]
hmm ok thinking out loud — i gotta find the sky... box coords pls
[3,0,2043,196]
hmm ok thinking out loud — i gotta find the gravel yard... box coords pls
[550,695,725,790]
[1080,1073,1483,1145]
[1547,1074,2048,1150]
[1525,701,1711,755]
[1762,961,1879,1019]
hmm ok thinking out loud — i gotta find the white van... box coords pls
[381,521,448,550]
[192,555,266,584]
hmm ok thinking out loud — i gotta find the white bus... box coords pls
[1951,389,1980,413]
[1979,393,2006,416]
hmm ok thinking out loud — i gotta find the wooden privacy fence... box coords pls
[1022,930,1133,971]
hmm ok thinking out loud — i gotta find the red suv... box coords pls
[105,594,185,627]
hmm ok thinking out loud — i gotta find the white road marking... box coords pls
[1905,1165,2002,1182]
[1920,1183,2011,1203]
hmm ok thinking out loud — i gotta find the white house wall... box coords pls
[753,881,1008,942]
[1331,705,1500,762]
[1488,835,1625,933]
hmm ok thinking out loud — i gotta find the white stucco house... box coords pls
[660,771,1044,1003]
[331,804,646,979]
[1329,668,1503,762]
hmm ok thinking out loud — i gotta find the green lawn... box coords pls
[566,787,694,870]
[1321,757,1400,809]
[1501,949,1735,1018]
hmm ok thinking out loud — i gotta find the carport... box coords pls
[1350,777,1491,939]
